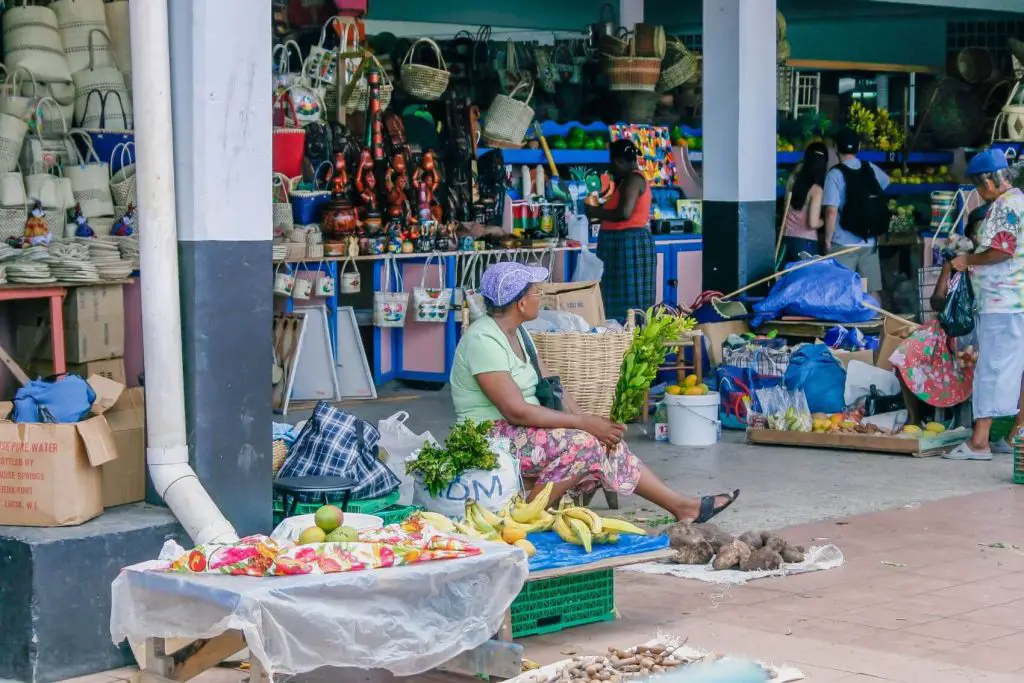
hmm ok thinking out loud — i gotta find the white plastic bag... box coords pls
[573,245,604,282]
[412,436,521,517]
[844,359,900,406]
[377,411,437,506]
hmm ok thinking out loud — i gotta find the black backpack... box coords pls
[837,163,891,238]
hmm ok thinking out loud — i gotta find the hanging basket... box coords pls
[634,24,666,59]
[399,38,450,101]
[777,39,791,64]
[342,55,394,113]
[657,39,699,91]
[776,10,787,42]
[482,79,535,146]
[599,28,630,58]
[605,38,662,92]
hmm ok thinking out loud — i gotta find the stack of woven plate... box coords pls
[0,243,18,263]
[78,238,122,265]
[96,260,134,280]
[116,238,140,270]
[272,244,288,261]
[7,262,55,284]
[0,265,8,284]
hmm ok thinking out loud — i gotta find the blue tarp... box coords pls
[527,530,670,572]
[751,259,880,327]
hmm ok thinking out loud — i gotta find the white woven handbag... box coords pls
[20,97,77,172]
[65,129,113,217]
[273,40,304,93]
[304,17,344,87]
[72,30,131,130]
[108,140,135,207]
[373,256,410,328]
[412,254,453,323]
[2,3,73,83]
[61,21,116,75]
[103,0,131,78]
[0,169,26,208]
[0,66,41,119]
[25,167,70,220]
[0,113,29,173]
[31,81,76,125]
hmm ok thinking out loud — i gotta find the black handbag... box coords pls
[519,326,564,411]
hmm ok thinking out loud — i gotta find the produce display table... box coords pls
[111,540,528,681]
[755,317,883,340]
[747,426,970,457]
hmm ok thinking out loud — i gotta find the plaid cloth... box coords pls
[278,402,400,502]
[596,228,656,322]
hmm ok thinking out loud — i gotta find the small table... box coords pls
[272,475,357,518]
[0,284,67,375]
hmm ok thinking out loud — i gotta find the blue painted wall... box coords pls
[368,0,613,31]
[785,16,948,65]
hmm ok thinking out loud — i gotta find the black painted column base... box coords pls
[0,505,187,683]
[702,200,777,295]
[176,240,274,536]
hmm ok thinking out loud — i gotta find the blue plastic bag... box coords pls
[751,259,880,327]
[784,344,846,413]
[716,365,784,430]
[13,376,96,424]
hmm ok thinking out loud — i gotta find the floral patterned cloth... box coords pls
[168,517,481,577]
[888,320,975,408]
[971,188,1024,314]
[491,420,642,496]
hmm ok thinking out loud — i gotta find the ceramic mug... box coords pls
[293,277,313,300]
[273,271,295,296]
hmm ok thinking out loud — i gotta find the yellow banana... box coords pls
[593,532,620,545]
[501,517,547,535]
[567,517,593,553]
[599,517,647,535]
[552,513,579,545]
[511,483,553,524]
[453,520,484,538]
[536,510,555,532]
[470,499,503,527]
[563,506,603,534]
[469,505,497,536]
[418,511,455,532]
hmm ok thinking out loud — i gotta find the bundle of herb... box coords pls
[405,419,497,497]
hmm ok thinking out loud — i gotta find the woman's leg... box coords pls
[632,464,732,522]
[898,376,923,426]
[963,313,1024,452]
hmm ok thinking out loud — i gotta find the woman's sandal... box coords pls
[694,489,741,524]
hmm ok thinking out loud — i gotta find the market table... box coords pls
[0,283,70,375]
[111,539,529,682]
[754,316,882,340]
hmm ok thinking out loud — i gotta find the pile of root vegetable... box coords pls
[665,522,805,571]
[532,644,777,682]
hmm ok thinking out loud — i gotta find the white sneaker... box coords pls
[990,439,1015,455]
[944,442,994,461]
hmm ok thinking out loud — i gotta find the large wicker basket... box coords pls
[400,38,450,101]
[605,39,662,92]
[482,79,535,146]
[658,39,699,91]
[530,312,635,420]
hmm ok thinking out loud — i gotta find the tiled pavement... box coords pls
[62,487,1024,683]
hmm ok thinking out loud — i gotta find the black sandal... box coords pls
[694,489,740,524]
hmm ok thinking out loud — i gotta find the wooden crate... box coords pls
[746,427,970,457]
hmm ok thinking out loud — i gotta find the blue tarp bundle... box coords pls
[527,530,670,571]
[751,259,880,328]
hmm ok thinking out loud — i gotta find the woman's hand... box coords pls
[580,415,626,449]
[951,255,969,272]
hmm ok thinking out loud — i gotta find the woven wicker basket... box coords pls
[605,39,662,93]
[342,56,394,113]
[482,79,534,146]
[599,28,630,58]
[272,440,288,476]
[658,40,699,91]
[777,10,787,42]
[530,312,635,420]
[777,39,791,64]
[0,205,26,240]
[400,38,450,101]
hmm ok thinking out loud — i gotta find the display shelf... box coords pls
[484,148,951,166]
[478,148,610,165]
[774,182,958,198]
[990,142,1024,157]
[777,150,953,165]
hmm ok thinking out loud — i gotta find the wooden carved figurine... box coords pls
[385,153,413,222]
[413,150,442,223]
[353,148,379,216]
[331,152,349,199]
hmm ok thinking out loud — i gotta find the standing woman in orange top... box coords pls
[585,140,655,322]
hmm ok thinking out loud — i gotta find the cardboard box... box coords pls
[28,357,126,385]
[876,317,917,371]
[696,320,752,367]
[537,281,606,327]
[16,285,125,363]
[830,349,875,369]
[0,375,123,526]
[100,387,145,508]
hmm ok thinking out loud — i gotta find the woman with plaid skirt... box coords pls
[586,139,656,322]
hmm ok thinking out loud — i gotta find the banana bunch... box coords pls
[550,500,648,554]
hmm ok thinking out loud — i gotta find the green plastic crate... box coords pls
[272,490,400,526]
[377,504,420,526]
[510,569,615,638]
[1014,438,1024,485]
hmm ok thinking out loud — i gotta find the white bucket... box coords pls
[665,392,721,447]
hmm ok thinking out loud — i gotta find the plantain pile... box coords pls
[416,483,648,557]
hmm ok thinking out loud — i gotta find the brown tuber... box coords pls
[762,535,788,554]
[670,534,714,564]
[665,522,696,550]
[711,539,752,570]
[780,546,805,563]
[694,523,735,552]
[738,531,763,550]
[740,546,783,571]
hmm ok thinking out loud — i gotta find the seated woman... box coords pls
[449,260,739,523]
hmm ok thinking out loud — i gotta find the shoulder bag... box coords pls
[519,325,564,411]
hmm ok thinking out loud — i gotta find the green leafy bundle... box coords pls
[610,308,696,424]
[405,419,496,497]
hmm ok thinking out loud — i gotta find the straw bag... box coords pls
[65,129,113,217]
[290,163,333,225]
[0,113,30,173]
[32,81,76,125]
[304,17,346,87]
[21,97,77,172]
[32,92,74,139]
[108,141,135,207]
[26,166,72,227]
[279,83,324,129]
[272,96,305,178]
[273,40,304,93]
[3,2,73,83]
[530,311,636,419]
[0,169,26,208]
[400,38,451,101]
[104,0,130,78]
[72,30,131,129]
[605,38,662,92]
[342,55,394,113]
[459,252,487,322]
[1,66,42,119]
[374,256,410,328]
[339,255,360,294]
[54,4,116,74]
[76,90,132,171]
[482,80,535,146]
[658,39,699,91]
[273,173,294,237]
[0,201,27,240]
[634,24,666,59]
[599,27,630,58]
[412,255,453,323]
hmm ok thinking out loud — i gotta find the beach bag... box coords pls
[377,411,438,506]
[273,40,304,93]
[71,30,131,129]
[279,83,324,129]
[107,141,135,207]
[412,255,453,323]
[339,255,360,293]
[103,0,131,78]
[76,90,132,166]
[272,173,293,237]
[272,95,305,178]
[54,2,115,73]
[400,38,451,101]
[303,17,345,88]
[0,113,30,172]
[784,344,847,414]
[940,271,976,338]
[26,165,71,210]
[0,201,28,240]
[0,169,27,207]
[1,65,42,119]
[20,97,77,172]
[3,2,73,83]
[373,256,409,328]
[31,81,76,126]
[482,80,534,146]
[290,162,332,225]
[460,252,487,321]
[412,436,520,517]
[65,129,113,217]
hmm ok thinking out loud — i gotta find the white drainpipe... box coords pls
[130,0,237,545]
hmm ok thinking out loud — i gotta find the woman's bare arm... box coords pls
[807,185,824,230]
[476,371,586,429]
[533,351,583,415]
[592,174,645,221]
[930,262,953,312]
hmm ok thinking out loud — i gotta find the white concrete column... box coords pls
[166,0,274,535]
[701,0,777,291]
[619,0,644,29]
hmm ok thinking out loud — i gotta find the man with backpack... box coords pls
[823,128,891,300]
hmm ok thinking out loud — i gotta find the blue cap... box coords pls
[966,148,1008,177]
